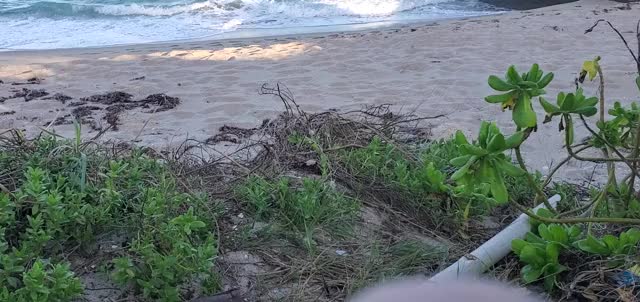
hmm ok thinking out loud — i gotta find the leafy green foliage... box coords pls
[589,101,640,149]
[485,64,553,128]
[512,214,582,291]
[540,89,599,120]
[341,136,450,195]
[450,122,526,204]
[575,228,640,256]
[538,89,599,144]
[0,135,219,300]
[0,260,83,301]
[238,176,358,250]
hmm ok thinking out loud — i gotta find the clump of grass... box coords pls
[338,136,538,224]
[0,131,219,301]
[238,176,359,251]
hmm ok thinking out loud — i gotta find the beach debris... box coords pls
[104,104,126,130]
[46,115,73,127]
[139,93,180,112]
[130,76,146,81]
[67,101,87,107]
[13,88,49,102]
[0,104,15,116]
[70,92,181,131]
[81,91,133,105]
[11,77,42,85]
[191,288,243,302]
[71,105,101,119]
[43,93,73,104]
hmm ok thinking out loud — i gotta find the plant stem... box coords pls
[511,200,640,225]
[627,120,640,203]
[596,64,618,188]
[542,145,591,188]
[577,115,640,179]
[587,170,616,234]
[514,147,555,213]
[556,189,604,218]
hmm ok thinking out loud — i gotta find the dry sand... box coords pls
[1,0,639,183]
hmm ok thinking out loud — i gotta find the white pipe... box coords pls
[430,195,561,282]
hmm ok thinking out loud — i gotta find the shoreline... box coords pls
[0,14,500,54]
[1,0,639,184]
[0,0,581,52]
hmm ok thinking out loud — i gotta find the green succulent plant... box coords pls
[575,228,640,256]
[539,89,599,144]
[450,121,526,204]
[512,216,582,291]
[485,64,554,128]
[540,89,599,119]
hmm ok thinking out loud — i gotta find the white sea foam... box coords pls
[0,0,499,49]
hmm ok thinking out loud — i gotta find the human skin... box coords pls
[349,278,542,302]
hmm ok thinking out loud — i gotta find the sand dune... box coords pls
[1,0,639,183]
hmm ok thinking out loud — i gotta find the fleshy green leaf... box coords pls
[521,265,543,284]
[623,228,640,245]
[543,271,557,291]
[566,116,574,145]
[455,130,469,145]
[485,92,515,104]
[513,94,537,128]
[487,133,506,152]
[488,75,516,91]
[478,122,490,147]
[520,245,545,266]
[538,72,554,88]
[548,224,568,244]
[519,81,539,89]
[539,97,560,114]
[583,96,599,107]
[505,131,526,148]
[538,224,552,241]
[506,65,523,84]
[490,176,508,204]
[602,235,619,250]
[451,160,473,181]
[460,144,488,156]
[529,89,546,97]
[546,243,560,263]
[512,239,527,254]
[567,226,582,239]
[575,235,610,255]
[560,93,576,111]
[527,64,540,81]
[574,106,597,116]
[497,160,526,177]
[450,155,472,167]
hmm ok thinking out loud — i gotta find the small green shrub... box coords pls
[0,260,83,301]
[239,176,358,250]
[575,228,640,257]
[0,134,219,300]
[512,214,582,291]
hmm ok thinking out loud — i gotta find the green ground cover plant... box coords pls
[0,126,219,301]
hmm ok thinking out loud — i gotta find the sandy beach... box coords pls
[1,0,639,183]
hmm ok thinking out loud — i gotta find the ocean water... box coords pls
[0,0,502,50]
